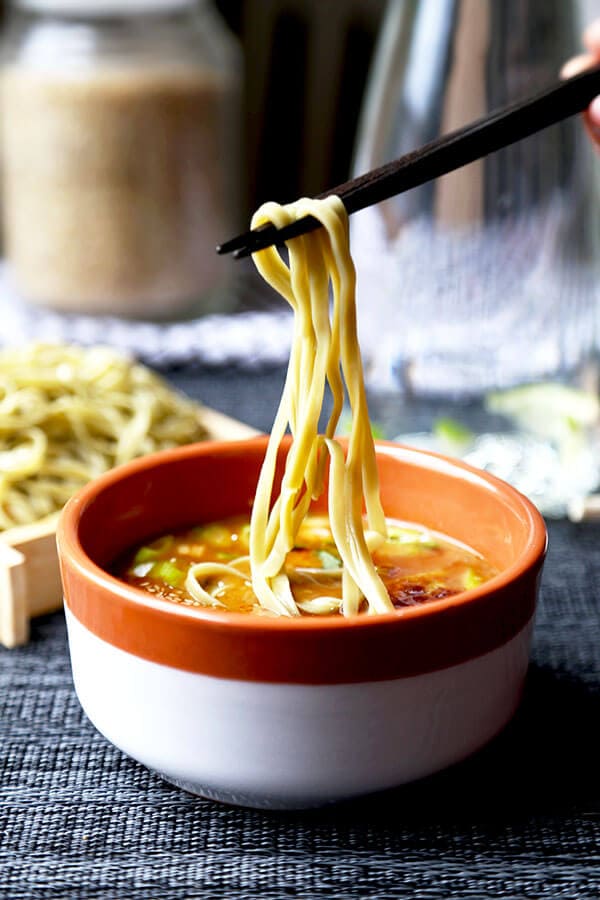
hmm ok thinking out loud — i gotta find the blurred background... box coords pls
[0,0,387,325]
[214,0,386,219]
[1,0,600,516]
[0,0,388,227]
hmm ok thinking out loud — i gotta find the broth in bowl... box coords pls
[115,514,497,616]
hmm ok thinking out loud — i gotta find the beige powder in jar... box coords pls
[1,64,234,318]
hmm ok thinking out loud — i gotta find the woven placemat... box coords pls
[1,517,599,900]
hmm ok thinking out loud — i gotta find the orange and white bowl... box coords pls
[57,437,546,809]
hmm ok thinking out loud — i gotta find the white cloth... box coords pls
[0,263,293,369]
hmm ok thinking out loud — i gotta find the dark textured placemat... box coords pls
[1,363,599,899]
[0,414,600,900]
[1,517,599,900]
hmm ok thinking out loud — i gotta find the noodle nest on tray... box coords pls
[186,195,395,618]
[0,343,206,531]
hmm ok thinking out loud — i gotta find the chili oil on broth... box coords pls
[115,514,498,617]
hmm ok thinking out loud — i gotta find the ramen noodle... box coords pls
[0,343,206,531]
[168,197,412,616]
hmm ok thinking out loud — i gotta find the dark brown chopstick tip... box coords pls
[216,236,246,255]
[233,215,324,258]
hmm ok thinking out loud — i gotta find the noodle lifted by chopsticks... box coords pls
[187,196,394,617]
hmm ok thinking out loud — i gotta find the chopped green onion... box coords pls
[317,549,342,570]
[237,524,251,548]
[389,543,433,556]
[433,417,473,448]
[133,535,175,564]
[486,383,599,444]
[192,524,232,547]
[133,545,159,564]
[150,560,186,588]
[387,527,438,549]
[462,568,483,590]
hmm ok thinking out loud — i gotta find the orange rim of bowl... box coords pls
[58,437,547,684]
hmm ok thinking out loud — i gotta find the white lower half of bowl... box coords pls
[66,606,533,810]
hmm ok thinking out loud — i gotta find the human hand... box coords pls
[562,20,600,144]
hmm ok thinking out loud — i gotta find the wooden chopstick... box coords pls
[217,63,600,259]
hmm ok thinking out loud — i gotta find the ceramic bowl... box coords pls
[57,437,546,809]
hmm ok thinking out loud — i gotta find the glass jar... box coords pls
[1,0,240,319]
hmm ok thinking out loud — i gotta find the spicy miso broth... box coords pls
[115,515,497,616]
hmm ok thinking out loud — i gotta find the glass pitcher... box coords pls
[351,0,600,516]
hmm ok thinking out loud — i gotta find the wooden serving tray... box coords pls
[0,408,259,649]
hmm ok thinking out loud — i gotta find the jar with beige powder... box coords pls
[1,0,240,318]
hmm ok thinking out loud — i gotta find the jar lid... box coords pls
[15,0,197,14]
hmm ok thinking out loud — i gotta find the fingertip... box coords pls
[583,19,600,52]
[588,94,600,125]
[560,52,597,79]
[583,108,600,149]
